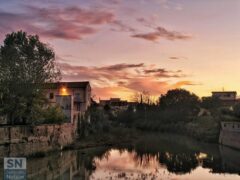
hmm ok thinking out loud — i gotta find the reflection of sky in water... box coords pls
[90,149,240,180]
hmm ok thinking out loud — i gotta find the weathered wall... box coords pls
[0,123,77,156]
[219,122,240,150]
[219,130,240,150]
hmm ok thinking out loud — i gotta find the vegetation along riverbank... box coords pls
[77,89,240,147]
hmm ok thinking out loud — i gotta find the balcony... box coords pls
[74,96,85,103]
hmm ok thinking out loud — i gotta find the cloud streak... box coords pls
[132,26,192,42]
[111,20,137,33]
[0,6,115,40]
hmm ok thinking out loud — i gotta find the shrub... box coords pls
[233,103,240,118]
[79,106,110,138]
[220,107,233,116]
[42,106,67,124]
[104,104,111,112]
[201,97,222,109]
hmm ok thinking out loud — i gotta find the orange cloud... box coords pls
[59,62,197,100]
[172,81,200,88]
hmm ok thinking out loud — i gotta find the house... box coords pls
[211,91,237,106]
[212,91,237,101]
[44,81,91,123]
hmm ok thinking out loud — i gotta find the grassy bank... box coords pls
[70,126,140,150]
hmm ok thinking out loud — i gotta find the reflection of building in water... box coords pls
[1,145,240,179]
[26,150,93,180]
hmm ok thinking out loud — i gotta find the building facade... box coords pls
[212,91,237,101]
[44,81,91,123]
[211,91,237,106]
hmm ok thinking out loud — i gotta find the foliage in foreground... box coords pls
[32,105,68,125]
[0,31,61,125]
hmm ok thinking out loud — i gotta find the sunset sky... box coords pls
[1,0,240,100]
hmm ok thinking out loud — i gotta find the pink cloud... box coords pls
[58,62,197,99]
[0,6,115,40]
[132,26,192,42]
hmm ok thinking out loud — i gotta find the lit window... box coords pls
[60,87,68,95]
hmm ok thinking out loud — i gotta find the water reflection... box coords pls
[0,134,239,179]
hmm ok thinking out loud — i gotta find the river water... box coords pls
[1,133,240,179]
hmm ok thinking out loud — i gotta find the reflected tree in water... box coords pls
[158,152,198,174]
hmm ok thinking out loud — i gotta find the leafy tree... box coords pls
[159,89,200,122]
[159,152,198,174]
[0,31,61,124]
[233,103,240,118]
[201,97,222,109]
[159,89,200,110]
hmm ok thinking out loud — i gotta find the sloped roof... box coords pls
[44,81,90,89]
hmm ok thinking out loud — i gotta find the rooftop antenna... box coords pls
[222,87,225,92]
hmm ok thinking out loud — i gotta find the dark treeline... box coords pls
[82,89,240,143]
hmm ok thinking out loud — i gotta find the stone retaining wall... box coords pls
[0,123,77,156]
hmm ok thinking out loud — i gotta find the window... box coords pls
[76,103,81,111]
[49,92,54,99]
[75,92,81,99]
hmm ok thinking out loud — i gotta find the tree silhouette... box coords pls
[0,31,61,124]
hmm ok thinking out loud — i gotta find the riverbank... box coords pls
[67,126,218,152]
[67,126,139,150]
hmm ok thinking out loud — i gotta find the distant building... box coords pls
[100,98,128,107]
[212,91,237,101]
[44,81,91,123]
[211,91,238,106]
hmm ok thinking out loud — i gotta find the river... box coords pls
[0,133,240,179]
